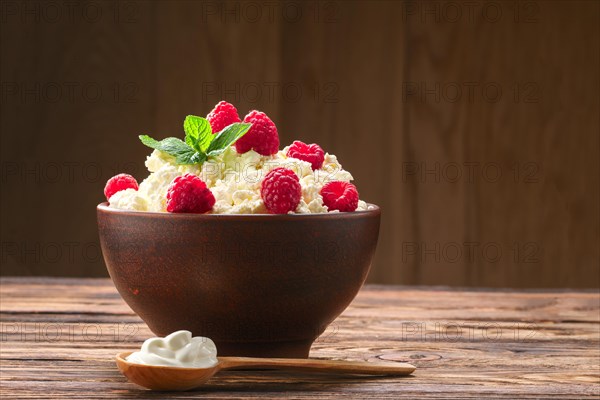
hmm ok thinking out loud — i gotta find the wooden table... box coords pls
[1,278,598,399]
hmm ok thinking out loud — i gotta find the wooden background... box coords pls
[1,0,598,288]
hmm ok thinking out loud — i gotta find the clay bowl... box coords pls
[97,203,380,358]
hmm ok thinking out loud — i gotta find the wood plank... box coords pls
[467,1,600,288]
[1,278,598,398]
[404,0,600,287]
[0,1,158,277]
[279,0,410,284]
[153,0,283,140]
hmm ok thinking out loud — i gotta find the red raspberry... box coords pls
[104,174,138,201]
[261,167,301,214]
[320,181,359,212]
[286,140,325,170]
[166,174,215,214]
[235,110,280,156]
[206,101,241,133]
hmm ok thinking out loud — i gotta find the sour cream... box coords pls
[126,330,218,368]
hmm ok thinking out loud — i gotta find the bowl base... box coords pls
[215,339,314,358]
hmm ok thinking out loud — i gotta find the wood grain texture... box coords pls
[1,278,599,398]
[0,0,598,288]
[465,1,600,288]
[401,0,599,287]
[278,1,410,284]
[153,0,283,138]
[0,0,159,276]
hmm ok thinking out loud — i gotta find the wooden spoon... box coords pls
[116,352,415,391]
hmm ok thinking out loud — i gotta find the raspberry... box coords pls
[320,181,359,212]
[104,174,139,201]
[261,167,301,214]
[206,101,241,133]
[286,140,325,170]
[166,173,215,214]
[235,110,279,156]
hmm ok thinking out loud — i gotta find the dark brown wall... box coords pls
[1,1,598,288]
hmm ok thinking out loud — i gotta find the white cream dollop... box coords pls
[126,330,218,368]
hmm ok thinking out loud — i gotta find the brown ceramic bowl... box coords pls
[97,203,380,358]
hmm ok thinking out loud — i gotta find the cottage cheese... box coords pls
[109,146,369,214]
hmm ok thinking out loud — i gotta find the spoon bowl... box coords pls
[116,352,415,391]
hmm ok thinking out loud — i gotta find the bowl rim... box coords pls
[97,202,380,220]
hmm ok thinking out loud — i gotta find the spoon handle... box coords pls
[218,357,415,376]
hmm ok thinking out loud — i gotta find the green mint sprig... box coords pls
[139,115,251,165]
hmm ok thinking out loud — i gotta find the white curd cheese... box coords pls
[108,188,148,211]
[109,145,367,214]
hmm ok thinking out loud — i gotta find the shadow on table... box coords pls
[121,370,415,395]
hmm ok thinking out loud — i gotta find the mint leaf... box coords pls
[186,151,207,164]
[206,123,252,156]
[184,115,213,152]
[138,115,241,166]
[139,135,188,153]
[139,135,206,165]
